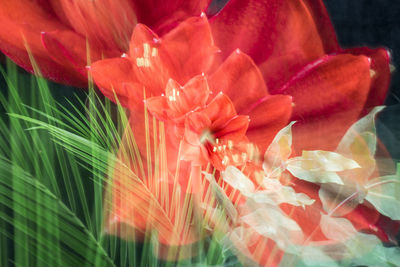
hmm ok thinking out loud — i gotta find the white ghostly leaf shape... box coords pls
[262,177,315,207]
[263,121,295,179]
[241,207,303,250]
[318,183,366,216]
[337,106,384,157]
[365,174,400,220]
[320,214,357,242]
[293,151,361,172]
[282,232,383,266]
[287,151,361,185]
[317,108,385,217]
[222,166,315,207]
[222,166,255,195]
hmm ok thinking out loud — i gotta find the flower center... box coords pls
[199,129,214,145]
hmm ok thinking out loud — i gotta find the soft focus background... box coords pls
[323,0,400,162]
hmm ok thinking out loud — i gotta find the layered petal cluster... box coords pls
[91,15,292,253]
[179,92,249,169]
[89,14,397,266]
[90,15,292,158]
[0,0,390,155]
[1,0,395,265]
[0,0,211,86]
[209,0,391,153]
[202,115,399,266]
[0,0,390,156]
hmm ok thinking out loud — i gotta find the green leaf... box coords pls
[347,244,400,267]
[0,157,114,266]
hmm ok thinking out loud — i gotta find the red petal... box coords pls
[205,93,237,126]
[49,0,136,52]
[129,24,161,57]
[180,75,210,109]
[345,47,391,113]
[301,0,340,53]
[132,0,211,34]
[344,204,383,239]
[209,49,268,114]
[163,75,210,118]
[128,24,173,96]
[90,58,136,106]
[145,96,170,121]
[280,54,372,153]
[210,0,326,92]
[41,31,101,82]
[0,0,86,86]
[162,15,218,83]
[184,111,212,145]
[180,140,208,166]
[215,115,250,142]
[245,95,293,153]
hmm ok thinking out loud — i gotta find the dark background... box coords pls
[323,0,400,161]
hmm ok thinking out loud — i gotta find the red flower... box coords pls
[179,92,249,169]
[209,0,391,153]
[0,0,389,154]
[90,16,292,155]
[90,16,292,251]
[0,0,211,87]
[146,75,210,124]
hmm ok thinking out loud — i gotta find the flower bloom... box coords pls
[0,0,391,156]
[1,0,395,264]
[90,15,292,255]
[179,92,250,169]
[145,76,251,169]
[89,14,397,266]
[0,0,390,154]
[209,0,391,153]
[0,0,211,86]
[90,15,292,156]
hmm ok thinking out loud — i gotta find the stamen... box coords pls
[151,47,158,57]
[143,43,150,58]
[199,130,214,144]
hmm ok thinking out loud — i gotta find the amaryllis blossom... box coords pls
[0,0,390,155]
[179,92,249,169]
[0,0,391,156]
[92,16,292,252]
[145,75,211,124]
[209,0,391,153]
[0,0,211,86]
[90,15,292,155]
